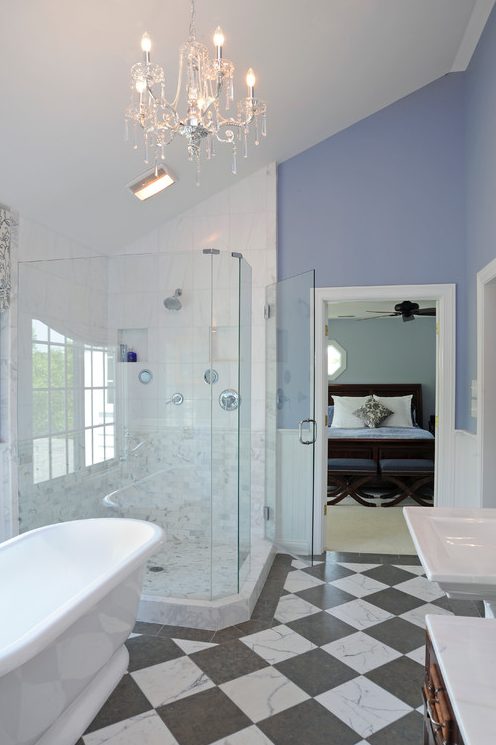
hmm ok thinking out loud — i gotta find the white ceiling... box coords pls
[0,0,493,253]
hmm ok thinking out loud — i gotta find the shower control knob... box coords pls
[219,389,240,411]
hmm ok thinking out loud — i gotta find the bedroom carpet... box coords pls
[326,505,417,554]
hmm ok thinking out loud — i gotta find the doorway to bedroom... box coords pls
[314,284,456,554]
[324,298,437,553]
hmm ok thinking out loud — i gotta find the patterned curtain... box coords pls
[0,207,11,311]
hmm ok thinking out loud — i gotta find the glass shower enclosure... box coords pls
[16,249,252,601]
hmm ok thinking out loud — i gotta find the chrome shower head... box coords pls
[163,289,182,311]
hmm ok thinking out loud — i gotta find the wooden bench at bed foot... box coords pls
[378,458,434,507]
[327,458,380,507]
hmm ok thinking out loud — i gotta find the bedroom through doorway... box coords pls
[324,297,437,554]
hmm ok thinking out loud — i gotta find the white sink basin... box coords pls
[403,507,496,609]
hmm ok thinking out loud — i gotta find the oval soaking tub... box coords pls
[0,518,164,745]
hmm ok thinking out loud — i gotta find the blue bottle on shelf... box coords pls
[127,348,137,362]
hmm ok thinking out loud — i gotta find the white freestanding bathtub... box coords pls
[0,518,164,745]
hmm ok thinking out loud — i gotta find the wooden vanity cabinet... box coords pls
[424,632,466,745]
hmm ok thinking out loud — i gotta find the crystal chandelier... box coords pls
[125,0,267,184]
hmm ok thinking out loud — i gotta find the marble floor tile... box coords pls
[322,631,401,674]
[394,576,445,602]
[210,725,275,744]
[399,602,453,628]
[393,564,425,576]
[361,565,416,587]
[326,599,394,630]
[83,711,178,745]
[405,646,426,665]
[283,570,325,593]
[131,656,215,708]
[220,667,309,722]
[329,573,389,599]
[286,611,355,647]
[273,594,321,623]
[240,624,316,664]
[190,640,268,685]
[316,676,412,739]
[258,698,358,745]
[367,710,423,745]
[337,563,381,573]
[85,674,153,734]
[365,656,425,709]
[171,639,218,655]
[274,648,357,697]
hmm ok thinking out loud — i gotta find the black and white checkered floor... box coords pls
[79,553,482,745]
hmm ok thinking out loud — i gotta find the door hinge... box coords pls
[263,505,270,521]
[264,304,271,320]
[325,414,328,426]
[436,322,439,336]
[324,504,328,516]
[325,323,329,337]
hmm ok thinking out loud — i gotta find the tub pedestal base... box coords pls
[36,645,129,745]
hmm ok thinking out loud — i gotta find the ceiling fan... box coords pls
[360,300,436,322]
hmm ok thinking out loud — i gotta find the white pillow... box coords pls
[331,396,370,428]
[374,394,413,427]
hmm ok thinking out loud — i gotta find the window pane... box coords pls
[84,349,92,387]
[92,389,105,427]
[33,390,49,437]
[32,344,49,388]
[104,391,114,423]
[105,352,115,387]
[104,425,115,460]
[92,426,105,464]
[33,438,50,483]
[66,389,75,431]
[85,389,92,428]
[67,434,75,474]
[50,328,65,344]
[66,345,74,387]
[51,390,66,433]
[50,345,65,388]
[92,349,104,387]
[51,436,67,479]
[85,429,93,467]
[32,319,48,342]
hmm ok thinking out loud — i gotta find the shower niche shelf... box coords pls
[118,328,148,362]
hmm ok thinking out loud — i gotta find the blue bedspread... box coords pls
[328,426,434,440]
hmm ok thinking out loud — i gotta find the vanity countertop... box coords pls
[426,614,496,745]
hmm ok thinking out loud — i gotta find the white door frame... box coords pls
[314,284,456,553]
[477,258,496,506]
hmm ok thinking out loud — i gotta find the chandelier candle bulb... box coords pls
[141,32,152,64]
[213,26,224,60]
[246,68,256,98]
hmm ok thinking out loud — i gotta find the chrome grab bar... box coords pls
[298,418,317,445]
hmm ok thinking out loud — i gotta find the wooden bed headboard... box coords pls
[328,383,424,428]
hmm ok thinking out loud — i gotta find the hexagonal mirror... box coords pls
[328,339,347,380]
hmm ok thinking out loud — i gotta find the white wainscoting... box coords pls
[276,429,313,555]
[452,430,480,508]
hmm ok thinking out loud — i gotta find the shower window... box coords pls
[32,319,115,483]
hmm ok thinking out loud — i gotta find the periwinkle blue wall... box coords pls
[465,7,496,433]
[278,73,467,427]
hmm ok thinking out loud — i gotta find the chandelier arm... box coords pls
[216,111,256,129]
[171,49,185,110]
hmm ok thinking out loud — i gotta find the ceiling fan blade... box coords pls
[356,314,397,321]
[365,310,400,314]
[414,308,436,316]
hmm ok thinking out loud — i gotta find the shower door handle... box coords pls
[298,418,317,445]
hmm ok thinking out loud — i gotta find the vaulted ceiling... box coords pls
[0,0,493,252]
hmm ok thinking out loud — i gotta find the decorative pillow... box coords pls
[353,396,393,429]
[327,405,334,426]
[373,394,413,427]
[330,396,370,428]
